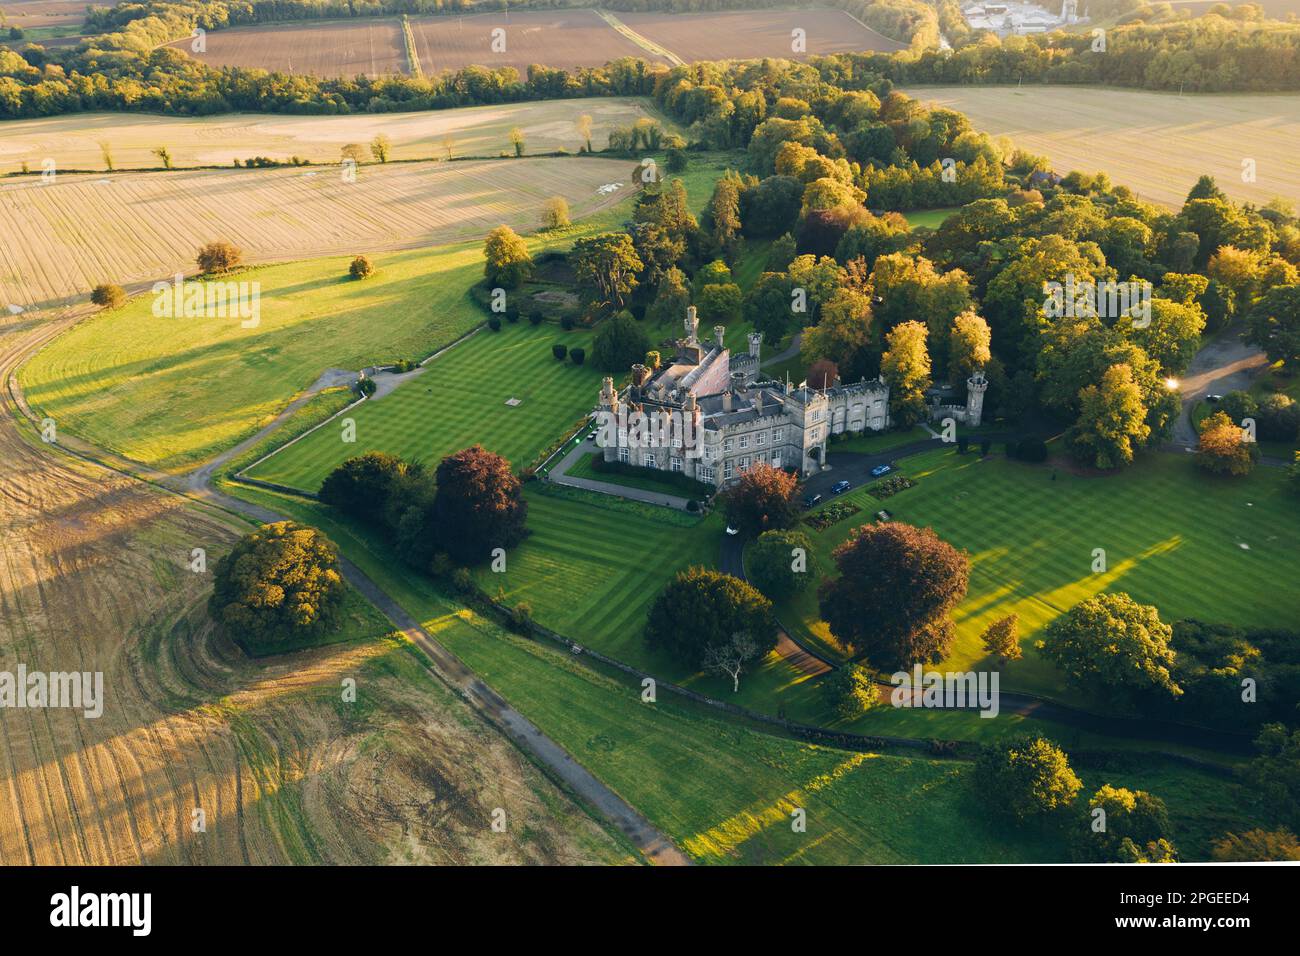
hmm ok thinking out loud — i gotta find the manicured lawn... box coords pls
[247,321,604,490]
[565,452,712,499]
[217,480,1267,862]
[903,207,962,230]
[780,446,1300,698]
[830,425,932,455]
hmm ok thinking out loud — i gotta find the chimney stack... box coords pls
[714,325,726,349]
[631,363,650,388]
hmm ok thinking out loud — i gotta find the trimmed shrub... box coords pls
[552,343,568,361]
[529,309,545,326]
[349,255,375,280]
[570,347,586,365]
[488,316,502,331]
[90,283,126,309]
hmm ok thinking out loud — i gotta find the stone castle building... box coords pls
[595,306,892,487]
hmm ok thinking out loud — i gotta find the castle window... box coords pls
[724,438,733,452]
[739,456,751,470]
[739,435,749,449]
[618,446,629,463]
[700,466,715,482]
[773,427,783,442]
[756,432,766,446]
[670,456,682,472]
[771,451,781,464]
[723,460,734,479]
[645,453,656,468]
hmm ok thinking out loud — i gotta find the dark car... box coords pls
[803,493,823,509]
[831,480,851,495]
[870,463,892,477]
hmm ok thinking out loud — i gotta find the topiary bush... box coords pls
[552,343,568,361]
[569,347,585,365]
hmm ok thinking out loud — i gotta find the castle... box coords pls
[595,306,893,487]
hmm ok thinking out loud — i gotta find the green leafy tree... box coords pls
[697,281,742,326]
[948,309,992,381]
[1246,284,1300,369]
[483,225,532,289]
[90,283,126,309]
[747,529,817,600]
[1041,592,1182,703]
[319,452,407,524]
[648,266,691,326]
[1245,723,1300,831]
[1071,785,1177,863]
[818,522,969,669]
[1066,363,1151,470]
[570,233,642,310]
[974,735,1083,824]
[822,664,878,721]
[591,311,651,372]
[1196,410,1260,476]
[644,567,777,670]
[880,320,932,427]
[1212,828,1300,862]
[207,522,345,649]
[981,613,1021,663]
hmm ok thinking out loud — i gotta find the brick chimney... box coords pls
[630,363,650,388]
[714,325,726,348]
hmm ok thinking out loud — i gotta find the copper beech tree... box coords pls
[818,521,969,669]
[717,462,800,537]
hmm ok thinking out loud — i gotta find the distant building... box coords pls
[595,306,891,487]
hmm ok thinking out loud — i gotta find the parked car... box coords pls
[1206,394,1223,403]
[803,493,823,509]
[831,480,851,495]
[725,525,740,536]
[870,463,892,477]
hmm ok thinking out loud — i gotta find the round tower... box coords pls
[684,305,699,345]
[966,370,989,427]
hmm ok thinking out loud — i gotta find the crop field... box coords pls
[247,320,605,489]
[165,19,408,78]
[618,8,908,62]
[0,98,666,172]
[0,0,84,31]
[411,9,671,73]
[0,317,629,865]
[781,447,1300,697]
[0,155,636,312]
[911,86,1300,209]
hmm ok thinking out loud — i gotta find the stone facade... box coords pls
[925,370,989,427]
[595,306,891,488]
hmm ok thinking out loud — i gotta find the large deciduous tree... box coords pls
[570,233,643,310]
[319,452,408,524]
[644,567,777,671]
[747,529,817,600]
[718,463,800,537]
[591,311,651,372]
[1066,363,1151,470]
[973,735,1082,824]
[1246,284,1300,369]
[1196,410,1259,476]
[1041,592,1181,703]
[880,320,932,427]
[431,445,528,565]
[818,522,969,669]
[1071,785,1177,863]
[483,225,533,289]
[208,521,345,649]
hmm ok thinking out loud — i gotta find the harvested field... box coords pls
[0,155,636,312]
[0,0,84,31]
[618,7,908,62]
[911,86,1300,208]
[0,98,668,172]
[165,19,408,79]
[0,313,631,865]
[410,9,671,74]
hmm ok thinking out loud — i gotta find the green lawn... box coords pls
[219,479,1267,863]
[20,150,742,474]
[247,321,604,490]
[780,446,1300,699]
[903,207,963,230]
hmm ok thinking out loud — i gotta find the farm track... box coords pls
[0,156,637,313]
[0,311,641,865]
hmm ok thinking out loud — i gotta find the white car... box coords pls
[725,526,740,536]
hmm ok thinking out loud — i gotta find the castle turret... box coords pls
[684,305,698,345]
[747,330,763,362]
[966,369,989,427]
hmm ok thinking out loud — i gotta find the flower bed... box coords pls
[803,501,860,531]
[867,475,917,499]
